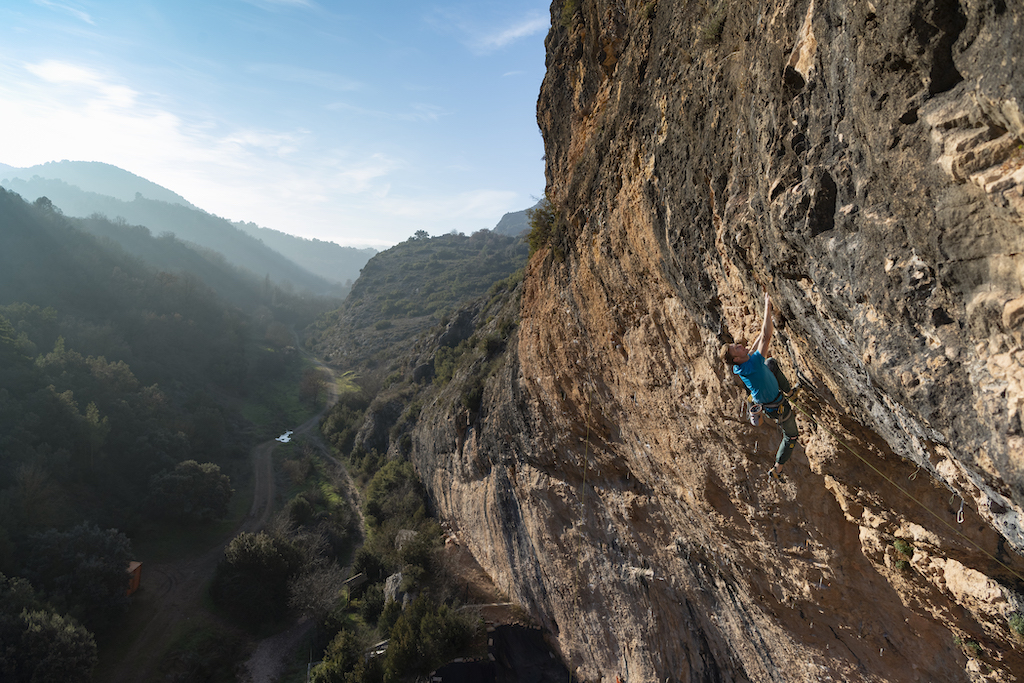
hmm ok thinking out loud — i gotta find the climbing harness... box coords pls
[748,389,795,427]
[789,397,1024,585]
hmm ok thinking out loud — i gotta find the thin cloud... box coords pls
[247,63,362,92]
[470,15,548,52]
[240,0,317,9]
[32,0,95,25]
[427,7,549,55]
[0,58,399,217]
[378,188,518,220]
[25,60,139,108]
[326,101,448,123]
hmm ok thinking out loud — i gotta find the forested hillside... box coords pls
[295,227,548,682]
[1,175,344,296]
[233,220,376,287]
[0,187,337,682]
[308,229,528,368]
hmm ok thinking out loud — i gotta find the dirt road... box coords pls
[98,351,342,683]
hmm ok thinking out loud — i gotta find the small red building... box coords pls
[127,561,142,596]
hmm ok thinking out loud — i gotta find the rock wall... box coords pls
[413,1,1024,681]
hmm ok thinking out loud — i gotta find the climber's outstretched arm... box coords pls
[754,290,774,357]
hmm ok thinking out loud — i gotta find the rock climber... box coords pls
[720,290,799,478]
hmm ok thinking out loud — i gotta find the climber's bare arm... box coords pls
[754,291,774,357]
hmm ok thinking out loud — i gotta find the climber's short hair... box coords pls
[720,343,736,367]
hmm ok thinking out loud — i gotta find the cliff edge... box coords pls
[412,1,1024,681]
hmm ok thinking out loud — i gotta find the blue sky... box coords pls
[0,0,550,247]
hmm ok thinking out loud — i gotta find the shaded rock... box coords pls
[383,572,404,605]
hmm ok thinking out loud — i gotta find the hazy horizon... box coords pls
[0,1,548,249]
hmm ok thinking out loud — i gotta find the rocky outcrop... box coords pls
[412,1,1024,681]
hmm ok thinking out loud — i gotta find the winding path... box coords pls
[98,345,343,683]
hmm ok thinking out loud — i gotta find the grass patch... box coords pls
[334,369,361,396]
[241,366,320,441]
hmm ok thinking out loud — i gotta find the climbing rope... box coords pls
[788,397,1024,585]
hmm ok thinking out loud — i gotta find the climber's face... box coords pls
[729,343,750,365]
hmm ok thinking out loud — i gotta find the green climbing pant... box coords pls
[764,358,797,465]
[767,401,799,465]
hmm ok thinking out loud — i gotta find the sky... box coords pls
[0,0,550,248]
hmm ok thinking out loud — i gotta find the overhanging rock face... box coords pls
[413,2,1024,681]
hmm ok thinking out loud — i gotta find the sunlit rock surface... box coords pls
[410,2,1024,681]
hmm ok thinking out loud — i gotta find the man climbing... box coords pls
[720,290,799,478]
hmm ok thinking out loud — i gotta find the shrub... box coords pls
[954,635,983,656]
[363,461,426,531]
[479,333,504,358]
[150,460,233,523]
[1010,613,1024,638]
[560,0,578,29]
[527,197,560,257]
[360,583,385,624]
[461,380,484,413]
[893,538,913,557]
[287,495,316,527]
[17,609,98,683]
[379,599,403,638]
[0,575,98,683]
[160,626,245,683]
[703,7,726,43]
[210,531,303,628]
[382,595,476,682]
[353,547,386,585]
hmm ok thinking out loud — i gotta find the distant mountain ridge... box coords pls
[3,160,197,208]
[232,220,375,286]
[1,174,342,295]
[0,160,378,293]
[1,160,534,294]
[492,199,542,237]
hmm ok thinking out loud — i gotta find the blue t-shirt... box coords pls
[734,351,780,404]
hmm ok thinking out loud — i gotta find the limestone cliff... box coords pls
[411,1,1024,681]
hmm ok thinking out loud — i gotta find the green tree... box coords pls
[526,196,560,257]
[363,461,425,531]
[17,610,97,683]
[149,460,233,523]
[210,531,302,627]
[25,524,132,632]
[83,401,109,469]
[310,629,362,682]
[0,573,98,683]
[382,595,474,682]
[300,368,329,406]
